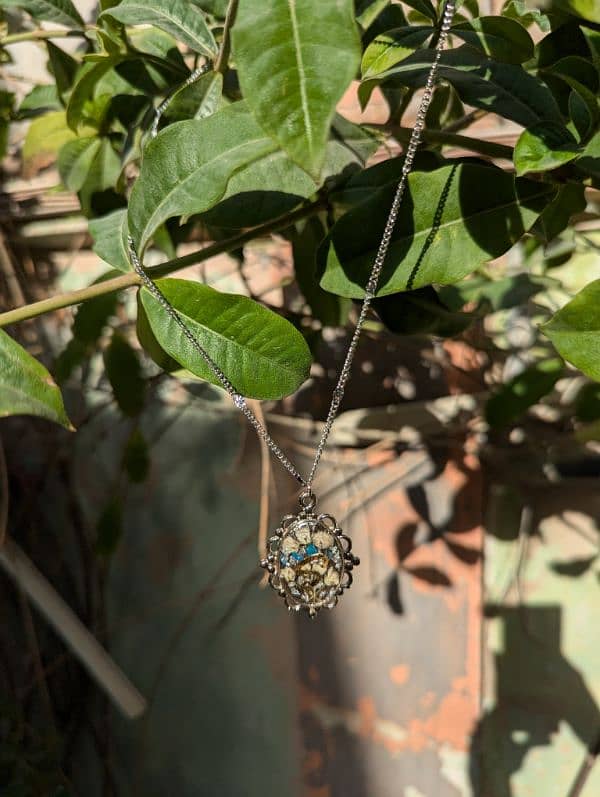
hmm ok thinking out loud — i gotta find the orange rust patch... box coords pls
[408,691,476,752]
[390,664,410,686]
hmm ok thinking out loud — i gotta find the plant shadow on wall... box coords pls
[470,606,600,797]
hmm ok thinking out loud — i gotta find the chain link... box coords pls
[128,0,456,490]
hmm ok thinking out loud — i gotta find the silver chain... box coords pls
[129,0,456,491]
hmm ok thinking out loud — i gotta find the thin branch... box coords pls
[0,199,325,328]
[214,0,239,74]
[1,28,89,46]
[370,123,514,160]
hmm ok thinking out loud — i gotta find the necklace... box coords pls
[128,0,456,616]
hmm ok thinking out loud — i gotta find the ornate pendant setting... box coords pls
[260,490,359,617]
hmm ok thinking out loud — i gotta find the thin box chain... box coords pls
[128,0,456,490]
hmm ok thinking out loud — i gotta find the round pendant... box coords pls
[260,491,359,616]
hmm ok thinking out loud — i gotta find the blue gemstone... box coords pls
[280,554,288,566]
[290,551,304,563]
[305,543,318,556]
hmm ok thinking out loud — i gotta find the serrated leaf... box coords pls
[0,329,73,429]
[451,16,534,64]
[139,278,312,399]
[104,333,146,417]
[542,280,600,381]
[318,162,555,298]
[101,0,217,57]
[364,45,563,127]
[232,0,361,178]
[0,0,84,28]
[485,358,563,428]
[129,102,303,251]
[514,122,580,176]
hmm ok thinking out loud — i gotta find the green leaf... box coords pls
[355,0,390,30]
[101,0,217,57]
[533,181,587,243]
[58,136,121,215]
[451,17,534,64]
[66,56,125,131]
[485,358,563,428]
[365,45,563,127]
[22,110,78,173]
[514,122,580,176]
[290,216,351,327]
[0,0,84,28]
[58,136,102,191]
[201,115,375,230]
[402,0,437,22]
[139,278,312,399]
[191,0,228,16]
[89,209,131,272]
[361,26,432,78]
[553,0,600,24]
[122,427,150,483]
[577,129,600,179]
[136,293,181,372]
[232,0,361,178]
[374,287,475,337]
[103,332,146,417]
[46,41,78,97]
[502,0,551,33]
[318,162,555,298]
[129,102,298,251]
[163,70,223,123]
[18,84,61,117]
[0,329,73,429]
[542,280,600,381]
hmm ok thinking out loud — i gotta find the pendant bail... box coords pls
[298,488,316,512]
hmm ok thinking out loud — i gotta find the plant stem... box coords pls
[214,0,239,73]
[372,123,514,160]
[1,28,89,46]
[0,200,324,328]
